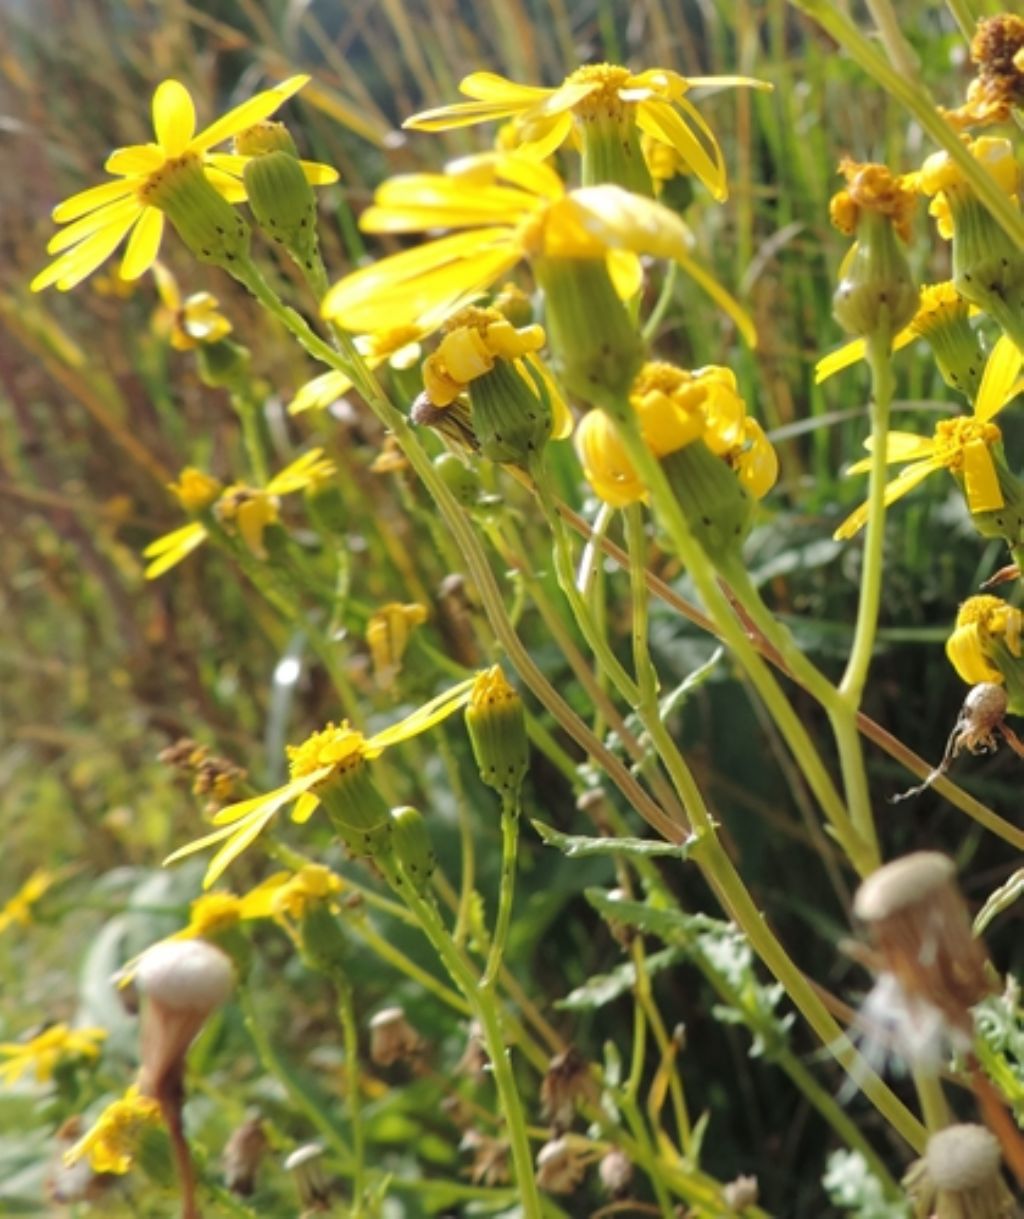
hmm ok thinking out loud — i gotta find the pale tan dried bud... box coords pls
[456,1019,489,1081]
[223,1114,268,1197]
[723,1174,759,1210]
[540,1046,599,1132]
[535,1135,588,1195]
[136,939,234,1097]
[284,1143,332,1209]
[598,1147,634,1197]
[368,1006,426,1067]
[853,852,992,1033]
[460,1130,511,1186]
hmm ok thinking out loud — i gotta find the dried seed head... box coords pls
[283,1143,331,1209]
[136,939,234,1097]
[598,1147,634,1197]
[368,1006,426,1067]
[456,1019,489,1081]
[723,1174,759,1210]
[460,1130,511,1186]
[853,853,991,1034]
[535,1134,588,1194]
[222,1114,268,1197]
[905,1123,1014,1219]
[540,1046,599,1132]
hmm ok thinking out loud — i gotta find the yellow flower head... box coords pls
[947,595,1023,686]
[942,16,1024,129]
[152,262,232,350]
[267,864,343,923]
[321,155,754,348]
[920,136,1020,239]
[575,362,776,507]
[404,63,771,201]
[32,76,313,292]
[178,893,245,939]
[422,306,546,406]
[835,336,1024,540]
[366,602,428,690]
[144,450,335,578]
[829,159,918,243]
[0,868,60,934]
[164,677,475,887]
[65,1085,162,1175]
[0,1023,106,1086]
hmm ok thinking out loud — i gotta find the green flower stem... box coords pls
[437,732,477,949]
[840,334,894,707]
[383,868,543,1219]
[482,793,521,990]
[864,0,920,78]
[239,987,350,1162]
[351,915,472,1016]
[618,1091,676,1218]
[337,983,366,1218]
[913,1069,952,1134]
[790,0,1024,251]
[944,0,976,41]
[624,505,658,709]
[229,254,684,846]
[228,389,270,486]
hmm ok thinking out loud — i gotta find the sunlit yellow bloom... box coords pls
[32,76,315,292]
[834,337,1024,540]
[946,595,1023,685]
[0,868,60,934]
[920,136,1020,239]
[576,362,777,507]
[404,64,770,201]
[165,677,475,887]
[143,449,335,578]
[171,865,342,939]
[367,602,428,690]
[815,281,978,383]
[321,155,754,347]
[151,262,232,350]
[65,1085,162,1175]
[289,319,438,415]
[0,1024,106,1085]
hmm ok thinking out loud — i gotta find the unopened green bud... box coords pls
[470,358,553,467]
[465,666,529,797]
[299,902,349,976]
[196,338,251,389]
[141,152,250,272]
[390,805,436,894]
[433,452,479,507]
[238,122,321,274]
[832,212,918,342]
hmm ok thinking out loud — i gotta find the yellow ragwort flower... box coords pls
[920,135,1020,240]
[0,868,61,934]
[151,261,232,350]
[404,64,770,201]
[143,449,335,577]
[366,602,428,690]
[32,76,332,291]
[65,1085,162,1175]
[835,336,1024,540]
[164,678,475,886]
[946,595,1023,686]
[0,1024,106,1086]
[321,154,754,347]
[575,362,777,507]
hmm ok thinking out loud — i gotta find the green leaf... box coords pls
[584,889,722,943]
[659,647,723,719]
[532,820,700,860]
[974,867,1024,934]
[556,945,687,1010]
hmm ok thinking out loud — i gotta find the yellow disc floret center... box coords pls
[932,417,1001,471]
[287,723,367,780]
[566,64,633,118]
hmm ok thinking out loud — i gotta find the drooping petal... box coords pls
[47,196,142,255]
[210,769,329,826]
[404,99,546,131]
[200,808,281,888]
[975,334,1024,423]
[946,622,1001,685]
[815,324,918,384]
[105,143,166,176]
[291,792,321,824]
[685,74,774,92]
[833,459,941,540]
[288,370,354,414]
[152,80,196,156]
[606,249,644,298]
[459,72,557,105]
[363,174,538,232]
[118,207,164,280]
[367,677,476,753]
[142,522,208,578]
[52,178,136,224]
[513,112,575,161]
[151,261,182,311]
[299,159,340,185]
[31,212,139,292]
[189,75,310,153]
[567,185,693,261]
[846,432,937,475]
[674,249,757,348]
[267,448,330,495]
[961,438,1005,513]
[636,97,726,201]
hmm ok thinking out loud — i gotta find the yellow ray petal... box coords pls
[299,160,340,185]
[200,808,281,888]
[203,165,250,204]
[153,80,196,156]
[52,179,136,224]
[459,72,556,104]
[962,438,1005,513]
[404,99,542,131]
[636,98,725,201]
[267,448,329,494]
[32,213,138,292]
[568,185,692,259]
[291,792,321,824]
[119,207,164,280]
[976,334,1024,423]
[211,770,327,826]
[143,521,206,558]
[846,431,936,475]
[674,249,757,348]
[47,196,141,255]
[833,459,940,540]
[190,75,310,153]
[367,677,475,752]
[513,112,575,161]
[289,370,353,414]
[686,74,774,92]
[105,143,165,176]
[142,524,208,579]
[946,624,1001,685]
[363,175,537,231]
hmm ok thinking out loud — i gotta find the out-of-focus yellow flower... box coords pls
[942,16,1024,129]
[321,155,754,348]
[151,262,232,350]
[366,602,428,690]
[143,449,335,578]
[575,362,776,507]
[169,865,343,939]
[835,337,1024,540]
[32,76,312,291]
[65,1085,162,1175]
[0,868,60,934]
[0,1024,106,1086]
[946,595,1023,686]
[920,136,1020,239]
[165,678,475,887]
[404,64,770,201]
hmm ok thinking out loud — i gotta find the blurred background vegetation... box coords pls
[1,0,1021,1214]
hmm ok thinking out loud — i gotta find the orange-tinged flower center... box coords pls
[287,723,367,780]
[932,416,1001,471]
[829,159,918,242]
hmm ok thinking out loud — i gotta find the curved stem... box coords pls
[482,793,520,990]
[337,985,366,1218]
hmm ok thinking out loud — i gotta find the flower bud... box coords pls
[465,666,529,797]
[283,1143,331,1209]
[433,452,480,507]
[946,595,1024,712]
[366,602,427,691]
[238,122,322,275]
[390,805,437,894]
